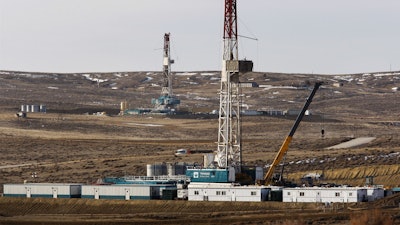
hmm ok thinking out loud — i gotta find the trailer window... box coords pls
[300,192,305,196]
[251,191,257,196]
[335,192,340,197]
[194,191,199,195]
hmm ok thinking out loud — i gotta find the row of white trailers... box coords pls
[188,183,386,203]
[3,183,175,200]
[3,183,386,203]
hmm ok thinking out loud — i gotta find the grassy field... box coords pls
[0,70,399,224]
[0,195,399,225]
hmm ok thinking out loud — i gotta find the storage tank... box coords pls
[120,101,127,112]
[175,163,187,175]
[153,164,163,176]
[167,163,175,176]
[40,105,47,113]
[146,164,154,177]
[147,163,169,176]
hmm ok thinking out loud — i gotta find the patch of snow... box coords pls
[82,74,108,83]
[194,96,210,101]
[47,86,59,90]
[175,72,197,76]
[260,84,297,90]
[373,72,400,77]
[200,73,216,76]
[334,75,353,82]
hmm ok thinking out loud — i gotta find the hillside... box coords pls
[0,70,399,188]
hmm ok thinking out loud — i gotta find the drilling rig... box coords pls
[152,33,180,114]
[186,0,253,183]
[215,0,253,173]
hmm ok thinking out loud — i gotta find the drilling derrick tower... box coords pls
[215,0,253,172]
[152,33,180,113]
[161,33,173,99]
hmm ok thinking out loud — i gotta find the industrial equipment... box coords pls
[214,0,253,172]
[261,82,323,185]
[185,0,253,183]
[151,33,180,113]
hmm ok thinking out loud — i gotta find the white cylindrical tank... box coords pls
[167,163,175,176]
[146,164,154,177]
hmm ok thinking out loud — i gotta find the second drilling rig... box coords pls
[151,33,180,114]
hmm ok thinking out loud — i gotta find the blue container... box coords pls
[186,168,233,183]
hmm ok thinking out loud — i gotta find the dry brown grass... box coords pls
[1,71,400,224]
[350,209,395,225]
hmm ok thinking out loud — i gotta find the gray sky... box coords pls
[1,0,399,74]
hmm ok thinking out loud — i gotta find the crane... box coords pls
[261,82,323,185]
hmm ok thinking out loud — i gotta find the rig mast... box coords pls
[161,33,173,98]
[152,33,180,112]
[215,0,252,172]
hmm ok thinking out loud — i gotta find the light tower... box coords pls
[152,33,180,113]
[215,0,253,172]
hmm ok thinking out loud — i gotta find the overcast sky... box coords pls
[1,0,399,74]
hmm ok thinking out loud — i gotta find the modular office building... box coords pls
[188,183,269,202]
[282,187,368,203]
[3,183,82,198]
[81,184,175,200]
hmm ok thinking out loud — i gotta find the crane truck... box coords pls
[260,82,323,186]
